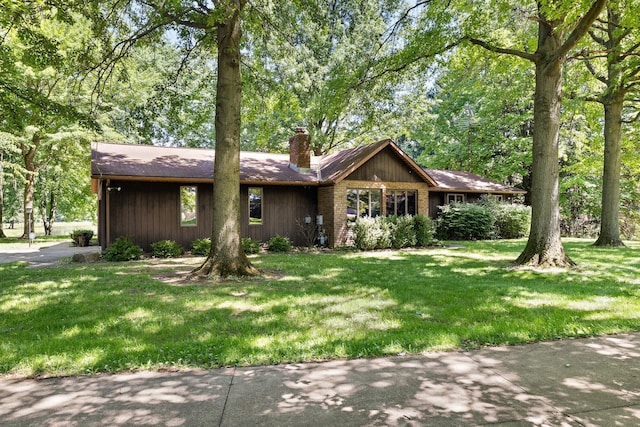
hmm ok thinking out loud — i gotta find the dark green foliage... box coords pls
[436,199,531,241]
[436,203,495,240]
[493,204,531,239]
[413,214,436,247]
[70,229,93,247]
[242,237,261,254]
[388,215,417,249]
[150,240,184,258]
[103,236,143,261]
[191,238,211,256]
[267,235,292,252]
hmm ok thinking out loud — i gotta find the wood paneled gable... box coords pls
[345,146,422,183]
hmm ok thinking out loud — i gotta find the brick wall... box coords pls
[320,180,431,247]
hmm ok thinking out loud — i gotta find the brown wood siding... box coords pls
[345,146,421,183]
[105,180,212,251]
[240,185,317,246]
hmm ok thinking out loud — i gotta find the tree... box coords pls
[467,0,607,267]
[576,0,640,246]
[241,0,419,154]
[1,5,99,237]
[411,46,533,191]
[91,0,257,277]
[191,0,257,277]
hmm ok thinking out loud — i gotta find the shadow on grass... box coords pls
[0,240,639,378]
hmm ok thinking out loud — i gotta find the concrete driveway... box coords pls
[0,241,101,267]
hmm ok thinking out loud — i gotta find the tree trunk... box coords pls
[0,152,6,239]
[40,190,57,236]
[21,140,38,239]
[593,4,626,248]
[191,0,258,279]
[594,94,625,246]
[515,17,575,267]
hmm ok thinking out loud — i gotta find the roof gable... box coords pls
[318,139,437,186]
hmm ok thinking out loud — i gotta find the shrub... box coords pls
[388,215,417,249]
[70,229,94,247]
[151,240,184,258]
[191,238,211,256]
[353,216,391,250]
[103,236,143,261]
[436,203,495,240]
[413,214,436,247]
[267,235,292,252]
[493,204,531,239]
[242,237,261,254]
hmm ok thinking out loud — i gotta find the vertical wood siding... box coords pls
[101,181,317,250]
[105,181,212,251]
[241,185,317,246]
[345,146,422,183]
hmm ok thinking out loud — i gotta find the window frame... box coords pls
[386,189,418,216]
[248,187,263,225]
[447,193,465,204]
[179,185,198,227]
[346,188,381,221]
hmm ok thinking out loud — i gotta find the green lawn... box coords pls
[1,239,639,378]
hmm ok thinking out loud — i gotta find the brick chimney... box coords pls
[289,126,311,171]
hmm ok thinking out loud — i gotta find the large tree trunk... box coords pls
[515,15,575,267]
[594,94,625,246]
[192,0,258,278]
[593,5,626,248]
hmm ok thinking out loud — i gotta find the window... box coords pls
[249,187,263,225]
[347,189,381,221]
[386,190,417,216]
[447,193,465,204]
[180,186,198,226]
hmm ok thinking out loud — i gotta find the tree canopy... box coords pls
[1,0,639,268]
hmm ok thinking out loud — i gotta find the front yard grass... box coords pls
[1,239,639,378]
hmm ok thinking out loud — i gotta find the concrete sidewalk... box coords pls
[1,333,639,426]
[0,241,100,267]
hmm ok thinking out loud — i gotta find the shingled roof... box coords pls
[91,142,317,185]
[424,168,525,194]
[91,142,522,194]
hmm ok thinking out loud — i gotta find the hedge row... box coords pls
[103,235,289,262]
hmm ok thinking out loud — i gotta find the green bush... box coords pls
[103,236,143,261]
[191,238,211,256]
[151,240,184,258]
[242,237,261,254]
[388,215,417,249]
[267,235,292,252]
[436,203,495,240]
[413,214,436,247]
[353,216,391,250]
[70,229,94,247]
[493,204,531,239]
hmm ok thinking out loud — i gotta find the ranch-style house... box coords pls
[91,131,525,250]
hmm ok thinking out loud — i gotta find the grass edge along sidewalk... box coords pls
[1,238,638,378]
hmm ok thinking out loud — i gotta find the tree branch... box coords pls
[553,0,608,63]
[467,38,536,62]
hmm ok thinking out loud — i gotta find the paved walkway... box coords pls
[1,333,639,426]
[0,241,101,267]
